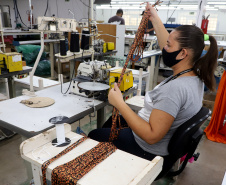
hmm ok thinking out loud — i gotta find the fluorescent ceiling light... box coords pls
[118,2,142,4]
[100,4,145,7]
[214,5,226,8]
[208,2,226,4]
[96,6,198,10]
[96,6,143,9]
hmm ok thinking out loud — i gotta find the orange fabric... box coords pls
[204,71,226,143]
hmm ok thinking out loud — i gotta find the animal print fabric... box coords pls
[41,137,116,185]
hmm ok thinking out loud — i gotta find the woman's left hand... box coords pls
[108,82,124,108]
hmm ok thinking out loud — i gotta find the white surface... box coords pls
[222,171,226,185]
[20,124,163,185]
[14,76,60,88]
[116,25,125,57]
[125,35,157,42]
[218,58,226,63]
[0,82,102,133]
[18,39,59,45]
[109,67,149,78]
[126,96,145,111]
[205,41,226,48]
[78,82,110,91]
[142,50,162,58]
[23,66,33,70]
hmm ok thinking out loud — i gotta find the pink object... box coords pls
[180,154,195,163]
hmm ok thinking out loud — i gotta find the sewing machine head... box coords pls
[71,60,112,101]
[37,16,77,32]
[77,60,111,81]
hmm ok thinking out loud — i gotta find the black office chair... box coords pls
[155,106,211,180]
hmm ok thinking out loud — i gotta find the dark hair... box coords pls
[117,9,123,14]
[175,25,218,91]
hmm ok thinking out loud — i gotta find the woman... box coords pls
[88,3,218,161]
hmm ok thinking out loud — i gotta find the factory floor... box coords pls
[0,74,226,185]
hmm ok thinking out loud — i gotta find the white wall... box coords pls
[0,0,90,29]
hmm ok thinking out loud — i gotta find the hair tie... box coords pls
[204,34,209,41]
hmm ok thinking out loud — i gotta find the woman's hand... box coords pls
[145,2,158,22]
[108,83,124,108]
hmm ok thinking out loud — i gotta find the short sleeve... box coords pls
[153,97,180,118]
[121,19,125,25]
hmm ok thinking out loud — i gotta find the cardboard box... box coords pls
[22,61,26,66]
[203,93,216,113]
[55,60,80,74]
[62,62,70,73]
[5,47,11,53]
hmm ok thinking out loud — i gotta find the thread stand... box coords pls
[49,116,71,147]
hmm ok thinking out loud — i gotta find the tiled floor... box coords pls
[0,75,226,185]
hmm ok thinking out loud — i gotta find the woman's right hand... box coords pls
[145,2,158,22]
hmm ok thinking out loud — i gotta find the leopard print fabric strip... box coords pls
[41,137,88,185]
[51,142,117,184]
[109,11,150,142]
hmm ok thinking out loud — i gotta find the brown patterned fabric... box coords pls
[41,138,116,185]
[109,1,162,142]
[41,137,88,185]
[109,11,149,142]
[51,142,117,184]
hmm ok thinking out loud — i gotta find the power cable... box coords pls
[166,0,182,24]
[44,0,49,16]
[13,0,28,27]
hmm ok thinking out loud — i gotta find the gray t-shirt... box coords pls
[133,76,204,156]
[108,15,125,25]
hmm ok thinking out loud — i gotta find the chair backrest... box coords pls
[155,107,211,180]
[168,107,210,158]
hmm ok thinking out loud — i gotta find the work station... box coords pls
[0,0,226,185]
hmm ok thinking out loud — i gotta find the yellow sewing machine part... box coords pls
[109,76,115,89]
[103,43,107,53]
[107,42,114,51]
[0,52,23,72]
[110,68,133,92]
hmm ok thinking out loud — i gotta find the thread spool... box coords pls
[70,32,80,52]
[81,28,90,50]
[60,39,67,56]
[56,124,66,144]
[49,116,71,147]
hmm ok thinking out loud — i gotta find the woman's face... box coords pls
[164,30,181,52]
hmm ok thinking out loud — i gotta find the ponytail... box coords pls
[193,35,218,91]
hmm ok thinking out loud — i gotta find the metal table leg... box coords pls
[50,43,55,80]
[8,76,15,98]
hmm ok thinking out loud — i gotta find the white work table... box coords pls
[14,75,60,91]
[0,81,137,138]
[0,82,106,138]
[125,34,157,42]
[205,40,226,49]
[20,124,163,185]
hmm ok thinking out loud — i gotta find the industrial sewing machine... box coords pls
[37,16,77,32]
[0,52,23,74]
[71,60,112,101]
[70,61,133,101]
